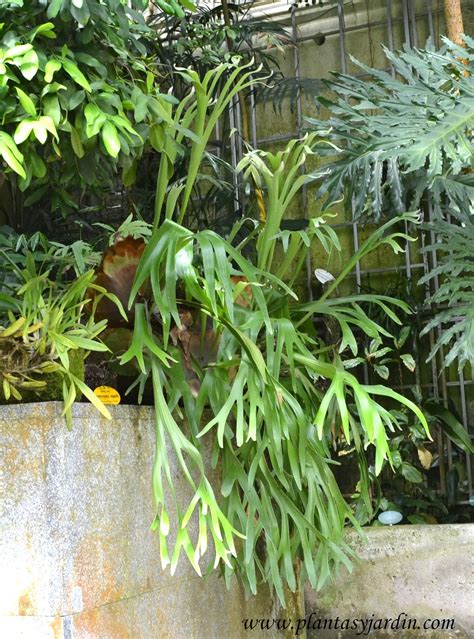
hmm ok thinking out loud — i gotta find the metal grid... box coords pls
[221,0,473,506]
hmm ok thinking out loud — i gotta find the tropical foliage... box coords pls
[149,59,261,229]
[0,0,175,222]
[307,37,474,372]
[0,234,122,426]
[0,43,437,601]
[5,7,471,606]
[420,213,474,369]
[339,278,473,523]
[105,67,432,598]
[307,36,474,221]
[120,210,430,603]
[150,1,289,81]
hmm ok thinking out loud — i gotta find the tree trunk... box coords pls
[444,0,465,45]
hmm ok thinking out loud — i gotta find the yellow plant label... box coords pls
[93,385,121,405]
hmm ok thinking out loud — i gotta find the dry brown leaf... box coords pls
[417,446,433,470]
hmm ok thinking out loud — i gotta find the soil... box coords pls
[83,358,155,406]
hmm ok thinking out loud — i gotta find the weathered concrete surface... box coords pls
[3,402,473,638]
[305,524,474,638]
[0,402,279,638]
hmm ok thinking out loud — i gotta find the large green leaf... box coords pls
[307,38,474,221]
[424,399,474,454]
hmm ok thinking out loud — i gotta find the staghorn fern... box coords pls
[118,212,430,604]
[117,90,432,599]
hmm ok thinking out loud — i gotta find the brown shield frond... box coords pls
[90,237,146,327]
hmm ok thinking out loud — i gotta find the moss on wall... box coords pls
[0,349,85,405]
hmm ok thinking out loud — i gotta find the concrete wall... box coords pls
[0,402,280,639]
[3,402,473,639]
[305,524,474,638]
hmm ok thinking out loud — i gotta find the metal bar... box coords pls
[227,97,241,214]
[407,0,419,48]
[401,0,412,46]
[291,8,303,132]
[337,2,347,75]
[386,0,396,78]
[247,131,300,146]
[249,83,258,148]
[394,14,416,400]
[344,263,425,276]
[425,198,449,491]
[336,0,367,383]
[358,379,474,393]
[291,7,313,301]
[248,9,444,50]
[442,212,455,468]
[234,94,245,217]
[458,367,473,499]
[420,205,441,412]
[427,0,435,40]
[234,94,244,163]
